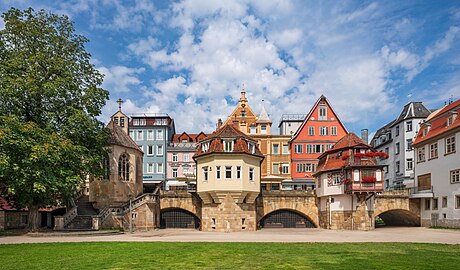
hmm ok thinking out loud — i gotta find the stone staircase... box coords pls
[64,195,98,231]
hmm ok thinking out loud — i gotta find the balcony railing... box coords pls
[409,186,433,194]
[345,181,384,193]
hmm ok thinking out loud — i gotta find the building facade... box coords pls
[278,114,306,135]
[166,132,208,190]
[371,102,431,190]
[290,95,348,190]
[194,123,264,232]
[222,89,292,190]
[412,99,460,228]
[315,133,386,230]
[129,114,175,191]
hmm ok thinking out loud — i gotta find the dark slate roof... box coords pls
[106,121,143,153]
[370,121,393,147]
[390,102,431,127]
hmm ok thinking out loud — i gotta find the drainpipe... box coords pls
[328,196,332,229]
[351,194,354,230]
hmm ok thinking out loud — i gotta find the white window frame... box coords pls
[331,126,337,136]
[172,153,178,162]
[157,145,164,156]
[224,140,234,152]
[272,143,279,155]
[216,166,221,179]
[172,168,178,178]
[294,144,303,153]
[183,153,190,162]
[157,163,163,174]
[308,126,314,136]
[137,130,144,141]
[236,166,241,179]
[282,144,289,155]
[225,166,232,179]
[406,121,413,132]
[451,169,460,184]
[147,163,154,174]
[202,166,208,181]
[446,136,456,154]
[156,130,164,140]
[429,143,438,159]
[147,145,154,156]
[272,163,279,174]
[417,146,425,162]
[281,164,289,174]
[406,158,413,171]
[319,105,327,120]
[147,130,154,140]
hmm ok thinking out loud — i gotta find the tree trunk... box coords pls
[28,205,40,232]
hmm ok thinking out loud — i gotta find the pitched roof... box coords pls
[172,132,210,143]
[194,124,264,158]
[291,95,348,142]
[316,133,381,173]
[413,99,460,146]
[106,121,143,153]
[256,103,271,123]
[390,102,431,127]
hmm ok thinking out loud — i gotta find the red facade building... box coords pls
[289,95,348,189]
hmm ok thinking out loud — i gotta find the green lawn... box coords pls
[0,242,459,269]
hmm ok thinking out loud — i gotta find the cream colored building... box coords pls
[194,123,264,232]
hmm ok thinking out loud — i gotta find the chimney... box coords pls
[232,119,239,130]
[361,129,369,144]
[217,118,223,129]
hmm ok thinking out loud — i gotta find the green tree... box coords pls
[0,8,109,230]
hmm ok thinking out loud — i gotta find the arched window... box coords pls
[118,153,130,181]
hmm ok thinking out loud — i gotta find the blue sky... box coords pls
[1,1,460,137]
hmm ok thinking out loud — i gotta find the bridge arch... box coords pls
[259,209,317,228]
[375,209,420,227]
[160,207,200,229]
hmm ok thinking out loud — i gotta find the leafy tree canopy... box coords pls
[0,8,109,230]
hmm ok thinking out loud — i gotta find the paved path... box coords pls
[1,227,460,245]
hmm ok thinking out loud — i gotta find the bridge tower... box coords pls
[193,123,264,232]
[314,133,387,230]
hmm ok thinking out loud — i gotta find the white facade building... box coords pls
[413,99,460,228]
[371,102,431,189]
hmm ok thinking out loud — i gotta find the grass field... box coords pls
[1,242,459,269]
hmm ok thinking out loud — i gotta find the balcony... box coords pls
[345,181,384,193]
[409,186,434,198]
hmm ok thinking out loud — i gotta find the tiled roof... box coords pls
[0,197,18,211]
[172,132,209,143]
[391,102,431,126]
[330,133,370,152]
[316,133,381,173]
[106,121,143,152]
[194,124,264,158]
[413,99,460,146]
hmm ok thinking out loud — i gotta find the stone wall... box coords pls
[422,218,460,229]
[1,211,29,230]
[257,190,319,227]
[0,211,5,230]
[201,193,256,232]
[160,191,202,218]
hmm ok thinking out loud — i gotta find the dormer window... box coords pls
[250,125,256,134]
[447,116,453,127]
[224,140,234,152]
[248,142,256,154]
[202,142,210,152]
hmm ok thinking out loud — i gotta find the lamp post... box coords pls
[129,196,133,234]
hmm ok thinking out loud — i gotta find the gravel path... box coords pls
[1,227,459,245]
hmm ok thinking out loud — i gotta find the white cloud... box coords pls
[98,65,145,93]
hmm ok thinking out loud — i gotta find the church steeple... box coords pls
[110,97,129,134]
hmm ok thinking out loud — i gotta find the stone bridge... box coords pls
[160,191,202,219]
[256,190,319,228]
[374,190,420,226]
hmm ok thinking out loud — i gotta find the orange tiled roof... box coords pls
[413,99,460,146]
[194,124,264,158]
[172,132,209,143]
[316,133,381,173]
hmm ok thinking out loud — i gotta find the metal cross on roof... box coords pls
[117,98,124,111]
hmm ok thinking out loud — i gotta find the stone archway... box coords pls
[160,208,200,229]
[375,209,420,227]
[259,209,316,228]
